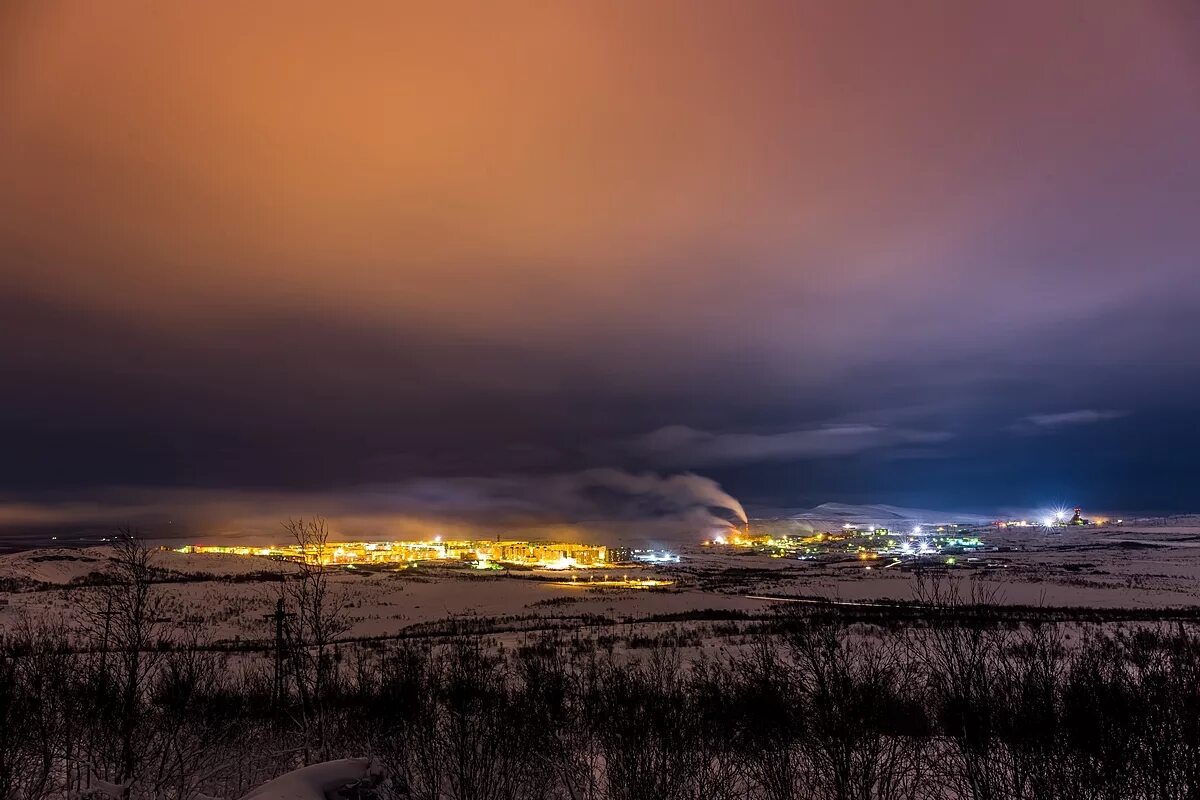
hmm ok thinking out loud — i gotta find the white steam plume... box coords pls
[0,469,749,541]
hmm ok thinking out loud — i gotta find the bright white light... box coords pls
[634,551,678,563]
[912,525,923,536]
[1041,517,1054,528]
[433,535,442,543]
[1053,509,1065,521]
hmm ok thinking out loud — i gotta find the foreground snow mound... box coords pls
[240,758,381,800]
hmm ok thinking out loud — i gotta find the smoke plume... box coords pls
[0,469,747,545]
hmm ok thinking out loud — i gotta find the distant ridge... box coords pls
[782,502,994,527]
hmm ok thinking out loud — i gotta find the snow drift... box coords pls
[239,758,380,800]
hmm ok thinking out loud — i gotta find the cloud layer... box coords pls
[1,3,1199,520]
[0,469,746,544]
[1014,410,1128,434]
[629,424,950,467]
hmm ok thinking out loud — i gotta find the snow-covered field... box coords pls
[3,520,1200,647]
[702,521,1200,608]
[4,521,1200,800]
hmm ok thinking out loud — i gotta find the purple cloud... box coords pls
[1015,409,1127,433]
[629,424,951,467]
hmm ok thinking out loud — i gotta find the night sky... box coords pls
[2,2,1199,538]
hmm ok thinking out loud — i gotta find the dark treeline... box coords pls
[2,531,1200,799]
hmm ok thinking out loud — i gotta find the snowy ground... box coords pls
[239,758,378,800]
[685,528,1200,609]
[3,522,1200,647]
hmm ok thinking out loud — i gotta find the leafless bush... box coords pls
[279,517,352,764]
[590,648,708,800]
[787,616,928,800]
[0,619,77,800]
[8,533,1200,800]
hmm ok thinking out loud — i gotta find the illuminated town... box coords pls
[993,507,1118,529]
[178,538,612,570]
[179,509,1108,574]
[705,522,988,566]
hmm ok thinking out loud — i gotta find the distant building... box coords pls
[607,547,634,564]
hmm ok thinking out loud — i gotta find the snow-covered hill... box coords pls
[0,546,292,587]
[784,502,995,528]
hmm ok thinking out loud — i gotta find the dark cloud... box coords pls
[628,424,951,467]
[0,469,745,545]
[1,1,1199,532]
